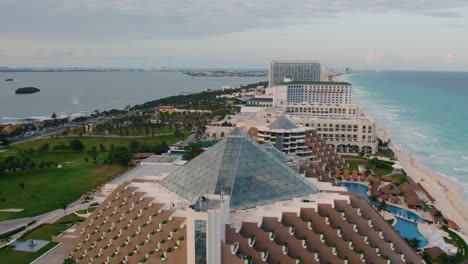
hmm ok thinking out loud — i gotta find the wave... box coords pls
[411,131,428,139]
[462,156,468,161]
[454,168,468,173]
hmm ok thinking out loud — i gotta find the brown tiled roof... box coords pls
[447,219,460,230]
[63,182,187,264]
[305,130,347,170]
[423,246,444,260]
[379,184,401,195]
[225,197,423,264]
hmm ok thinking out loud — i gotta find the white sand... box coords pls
[377,129,468,235]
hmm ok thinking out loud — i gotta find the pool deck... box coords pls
[340,181,429,248]
[418,223,458,253]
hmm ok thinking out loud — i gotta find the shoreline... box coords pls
[336,74,468,235]
[378,128,468,235]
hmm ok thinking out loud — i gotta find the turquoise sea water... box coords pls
[342,71,468,200]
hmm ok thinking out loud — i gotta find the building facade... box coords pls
[273,81,352,105]
[269,60,321,87]
[284,103,358,118]
[254,116,312,158]
[289,115,377,154]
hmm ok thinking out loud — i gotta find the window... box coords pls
[195,220,207,264]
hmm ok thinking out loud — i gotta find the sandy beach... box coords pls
[378,128,468,235]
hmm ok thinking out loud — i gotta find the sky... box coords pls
[1,0,468,70]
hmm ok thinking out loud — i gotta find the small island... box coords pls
[15,87,40,94]
[5,78,13,81]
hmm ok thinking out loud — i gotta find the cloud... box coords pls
[441,23,468,28]
[0,0,467,39]
[422,10,462,18]
[48,52,75,58]
[447,52,455,62]
[366,51,383,62]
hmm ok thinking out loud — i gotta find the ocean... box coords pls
[342,71,468,199]
[0,71,266,122]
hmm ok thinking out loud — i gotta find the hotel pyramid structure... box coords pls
[159,129,318,211]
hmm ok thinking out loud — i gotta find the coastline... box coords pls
[336,73,468,235]
[383,127,468,235]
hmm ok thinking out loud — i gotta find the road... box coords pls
[8,126,73,145]
[0,203,89,242]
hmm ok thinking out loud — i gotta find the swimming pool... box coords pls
[339,182,428,248]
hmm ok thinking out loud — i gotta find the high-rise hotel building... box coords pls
[269,60,321,87]
[273,80,352,105]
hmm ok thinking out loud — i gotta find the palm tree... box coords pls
[378,200,387,217]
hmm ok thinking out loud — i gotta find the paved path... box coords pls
[32,242,74,264]
[0,203,89,241]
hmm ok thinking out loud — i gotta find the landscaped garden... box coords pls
[0,135,183,221]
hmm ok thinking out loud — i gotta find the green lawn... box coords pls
[20,224,68,241]
[71,125,175,137]
[390,173,407,184]
[76,207,96,215]
[0,242,58,264]
[0,223,70,264]
[342,156,394,176]
[0,135,182,221]
[343,157,367,172]
[53,213,85,225]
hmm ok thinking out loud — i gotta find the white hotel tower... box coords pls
[269,60,321,87]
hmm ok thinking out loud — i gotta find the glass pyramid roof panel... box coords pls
[267,116,299,130]
[159,129,318,211]
[261,143,290,162]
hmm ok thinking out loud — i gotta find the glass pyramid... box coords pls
[261,143,290,162]
[159,129,318,211]
[267,116,299,130]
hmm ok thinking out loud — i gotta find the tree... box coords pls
[19,182,25,198]
[51,112,57,119]
[99,143,106,152]
[107,146,131,166]
[69,139,85,151]
[61,203,67,216]
[378,200,387,217]
[154,142,169,155]
[63,257,77,264]
[405,238,420,249]
[38,143,50,152]
[129,140,140,151]
[436,252,458,264]
[183,145,204,161]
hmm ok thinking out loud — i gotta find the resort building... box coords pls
[248,116,347,168]
[214,107,378,154]
[284,103,359,118]
[245,97,273,107]
[157,106,175,114]
[269,60,321,87]
[273,80,352,105]
[289,114,377,154]
[250,116,312,158]
[57,130,422,264]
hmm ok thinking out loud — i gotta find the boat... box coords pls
[5,78,13,81]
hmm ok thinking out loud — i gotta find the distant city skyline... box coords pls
[1,0,468,71]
